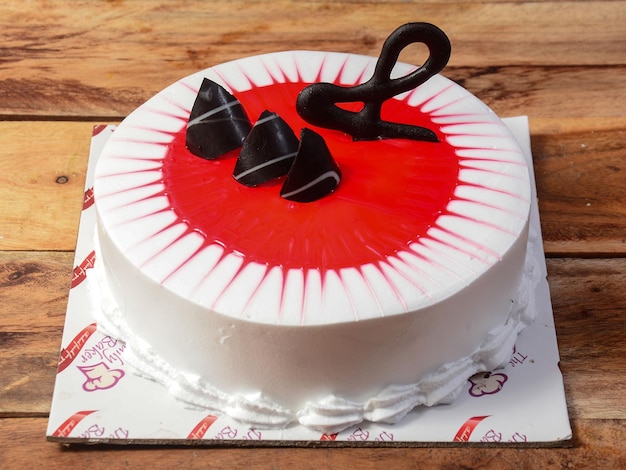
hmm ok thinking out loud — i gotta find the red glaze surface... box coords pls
[163,81,459,272]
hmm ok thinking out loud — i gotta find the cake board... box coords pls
[46,116,572,447]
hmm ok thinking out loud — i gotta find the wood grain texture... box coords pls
[1,0,624,466]
[547,259,626,420]
[533,125,626,255]
[0,1,624,117]
[0,251,72,416]
[3,65,624,123]
[0,122,101,251]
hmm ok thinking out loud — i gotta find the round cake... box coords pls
[92,45,535,432]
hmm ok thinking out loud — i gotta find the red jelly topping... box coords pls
[163,81,459,272]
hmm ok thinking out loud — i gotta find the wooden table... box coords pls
[1,1,624,467]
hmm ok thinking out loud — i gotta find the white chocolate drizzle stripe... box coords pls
[234,152,297,180]
[281,171,341,199]
[186,100,243,128]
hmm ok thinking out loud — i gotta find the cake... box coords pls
[91,23,537,433]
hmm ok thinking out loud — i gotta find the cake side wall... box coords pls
[93,202,530,420]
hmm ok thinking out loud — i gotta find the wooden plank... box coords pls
[1,253,624,419]
[0,122,104,251]
[2,64,624,122]
[0,251,73,329]
[530,117,626,135]
[447,66,626,121]
[1,418,625,467]
[0,1,624,117]
[1,120,624,253]
[0,251,72,416]
[533,126,626,255]
[546,259,626,420]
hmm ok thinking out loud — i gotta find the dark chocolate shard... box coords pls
[186,78,252,160]
[233,110,299,187]
[280,128,341,203]
[296,22,450,142]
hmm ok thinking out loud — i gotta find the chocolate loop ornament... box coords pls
[296,22,451,142]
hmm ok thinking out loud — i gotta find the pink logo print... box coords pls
[508,345,529,368]
[468,371,508,397]
[453,415,490,442]
[92,124,108,136]
[509,432,527,443]
[242,429,262,440]
[83,187,94,210]
[481,428,503,443]
[57,323,97,373]
[375,431,394,442]
[78,362,125,391]
[187,415,218,439]
[71,250,96,288]
[214,425,238,440]
[52,410,98,437]
[480,429,528,443]
[347,427,370,441]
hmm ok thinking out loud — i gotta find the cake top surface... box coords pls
[94,50,531,326]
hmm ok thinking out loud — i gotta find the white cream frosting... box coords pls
[92,225,538,433]
[92,51,536,433]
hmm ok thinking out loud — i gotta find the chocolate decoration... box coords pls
[233,110,299,187]
[186,78,252,159]
[280,128,341,203]
[296,22,451,142]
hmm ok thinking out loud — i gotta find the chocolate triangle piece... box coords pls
[186,78,252,160]
[280,128,341,203]
[233,110,299,187]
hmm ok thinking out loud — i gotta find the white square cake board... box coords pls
[47,117,572,446]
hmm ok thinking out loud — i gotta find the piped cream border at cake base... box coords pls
[89,224,540,434]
